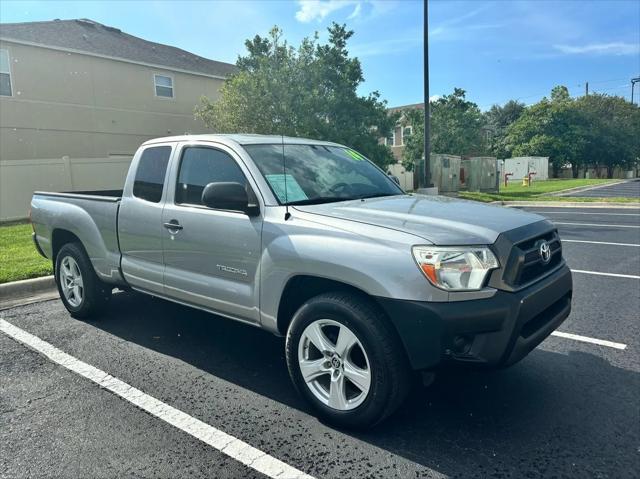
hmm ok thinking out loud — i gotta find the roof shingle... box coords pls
[0,18,237,78]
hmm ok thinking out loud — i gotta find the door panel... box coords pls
[161,144,262,323]
[118,145,172,294]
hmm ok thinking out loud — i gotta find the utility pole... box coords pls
[421,0,432,189]
[585,81,589,96]
[632,77,640,104]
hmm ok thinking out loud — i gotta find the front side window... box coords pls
[154,74,173,98]
[133,146,171,203]
[245,144,403,205]
[175,147,247,206]
[0,49,13,96]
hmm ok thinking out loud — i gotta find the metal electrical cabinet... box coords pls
[463,157,499,192]
[430,154,461,194]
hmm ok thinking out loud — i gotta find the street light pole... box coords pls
[423,0,431,188]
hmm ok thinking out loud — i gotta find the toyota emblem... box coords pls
[539,241,551,264]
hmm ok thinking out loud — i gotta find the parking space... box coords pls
[1,204,639,478]
[564,179,640,198]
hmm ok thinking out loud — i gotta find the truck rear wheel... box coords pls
[285,292,410,429]
[55,242,110,319]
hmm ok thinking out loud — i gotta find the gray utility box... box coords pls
[430,154,461,193]
[461,157,499,192]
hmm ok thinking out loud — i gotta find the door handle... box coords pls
[163,221,183,231]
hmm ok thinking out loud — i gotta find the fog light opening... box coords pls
[453,335,473,355]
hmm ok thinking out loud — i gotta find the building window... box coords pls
[403,126,413,141]
[154,74,173,98]
[385,132,395,147]
[133,146,172,203]
[0,49,13,96]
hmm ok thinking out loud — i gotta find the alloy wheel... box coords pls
[59,255,84,308]
[297,319,371,411]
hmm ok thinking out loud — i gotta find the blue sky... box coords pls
[1,0,638,110]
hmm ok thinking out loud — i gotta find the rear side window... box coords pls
[175,147,247,206]
[133,146,171,203]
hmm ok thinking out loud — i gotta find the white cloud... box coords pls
[351,30,422,57]
[553,42,639,56]
[347,2,362,20]
[430,5,491,39]
[295,0,360,23]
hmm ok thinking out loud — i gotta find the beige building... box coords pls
[381,103,424,190]
[384,102,423,162]
[0,18,236,220]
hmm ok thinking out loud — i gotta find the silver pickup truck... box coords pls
[31,134,572,428]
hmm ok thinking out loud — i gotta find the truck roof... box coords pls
[142,134,343,147]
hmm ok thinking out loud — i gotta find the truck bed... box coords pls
[31,190,124,284]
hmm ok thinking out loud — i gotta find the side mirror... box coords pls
[201,182,259,216]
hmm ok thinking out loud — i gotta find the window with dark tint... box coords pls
[175,147,247,206]
[132,146,171,203]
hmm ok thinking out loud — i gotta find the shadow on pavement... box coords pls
[93,291,638,478]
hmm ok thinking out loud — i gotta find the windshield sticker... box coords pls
[265,174,309,203]
[345,149,366,161]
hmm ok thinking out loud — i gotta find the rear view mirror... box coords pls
[201,182,259,216]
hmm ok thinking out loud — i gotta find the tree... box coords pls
[401,88,486,170]
[574,93,640,178]
[502,86,588,177]
[195,24,397,168]
[503,86,639,178]
[484,99,525,158]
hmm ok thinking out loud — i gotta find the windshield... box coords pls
[244,144,404,205]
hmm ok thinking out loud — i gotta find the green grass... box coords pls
[0,222,53,284]
[458,178,634,203]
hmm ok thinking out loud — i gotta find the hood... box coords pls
[293,194,547,245]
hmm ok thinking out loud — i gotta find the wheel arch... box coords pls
[276,275,397,338]
[51,229,83,266]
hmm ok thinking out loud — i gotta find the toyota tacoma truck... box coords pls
[31,134,572,428]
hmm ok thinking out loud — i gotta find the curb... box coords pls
[491,201,640,208]
[0,275,56,300]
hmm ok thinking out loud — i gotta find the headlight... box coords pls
[412,246,499,291]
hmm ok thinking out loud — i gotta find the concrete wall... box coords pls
[557,166,637,179]
[0,40,225,220]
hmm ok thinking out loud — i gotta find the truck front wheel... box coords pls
[55,242,110,319]
[285,292,410,429]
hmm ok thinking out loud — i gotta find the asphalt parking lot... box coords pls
[2,205,639,479]
[566,179,640,198]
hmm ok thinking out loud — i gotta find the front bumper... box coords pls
[376,263,572,370]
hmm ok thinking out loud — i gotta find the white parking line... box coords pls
[551,331,627,350]
[571,269,640,279]
[562,239,640,247]
[0,319,314,479]
[532,211,640,216]
[554,222,640,228]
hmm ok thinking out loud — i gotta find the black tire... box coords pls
[55,242,111,319]
[286,292,411,429]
